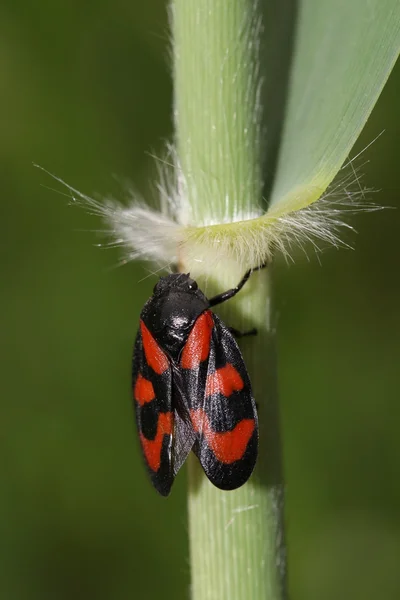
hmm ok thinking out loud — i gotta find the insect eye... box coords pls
[188,281,198,291]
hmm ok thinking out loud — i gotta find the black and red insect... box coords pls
[132,268,262,496]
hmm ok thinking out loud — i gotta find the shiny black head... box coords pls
[141,272,209,360]
[153,273,199,296]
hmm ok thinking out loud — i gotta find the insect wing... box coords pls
[132,320,174,496]
[172,310,215,474]
[190,314,258,490]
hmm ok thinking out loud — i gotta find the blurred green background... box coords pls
[1,2,399,599]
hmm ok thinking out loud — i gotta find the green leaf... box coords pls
[268,0,400,217]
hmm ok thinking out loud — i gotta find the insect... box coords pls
[132,267,263,496]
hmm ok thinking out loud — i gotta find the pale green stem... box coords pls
[172,1,286,599]
[173,0,264,225]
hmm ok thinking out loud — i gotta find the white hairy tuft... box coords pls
[181,162,380,271]
[35,163,183,266]
[36,144,380,274]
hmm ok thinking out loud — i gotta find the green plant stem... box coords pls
[172,2,286,599]
[173,0,264,224]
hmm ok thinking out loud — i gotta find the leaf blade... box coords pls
[268,0,400,215]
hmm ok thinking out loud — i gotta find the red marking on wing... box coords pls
[180,311,214,369]
[190,409,254,464]
[140,412,173,472]
[205,363,244,397]
[134,374,156,406]
[140,320,169,375]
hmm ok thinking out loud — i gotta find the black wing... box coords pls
[179,312,258,490]
[132,320,174,496]
[133,319,200,495]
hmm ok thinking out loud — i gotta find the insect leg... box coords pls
[209,264,267,307]
[228,327,257,338]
